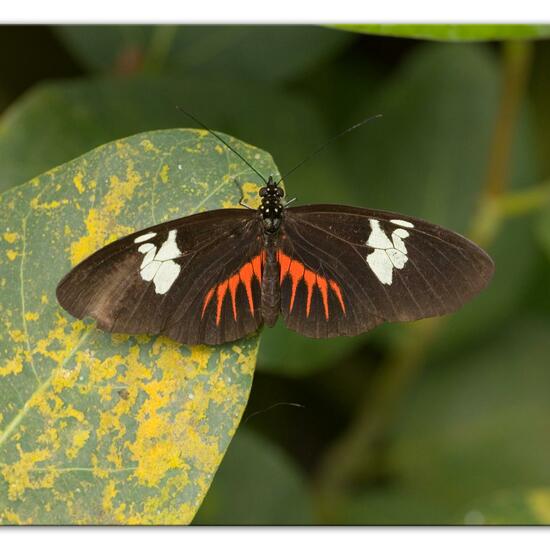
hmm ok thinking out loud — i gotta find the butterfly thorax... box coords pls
[258,176,284,234]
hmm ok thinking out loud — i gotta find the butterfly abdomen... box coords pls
[261,233,280,327]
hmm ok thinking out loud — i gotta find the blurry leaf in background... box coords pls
[54,26,354,82]
[461,489,550,525]
[194,428,313,525]
[0,26,83,112]
[0,76,344,200]
[344,43,532,229]
[0,129,274,524]
[341,43,538,357]
[258,319,361,376]
[330,24,550,42]
[343,317,550,524]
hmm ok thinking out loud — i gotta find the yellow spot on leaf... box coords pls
[1,445,57,500]
[140,139,159,153]
[241,181,261,208]
[37,428,60,450]
[106,171,140,216]
[6,250,18,261]
[103,479,118,513]
[73,173,85,193]
[160,164,169,183]
[69,161,139,264]
[66,428,90,459]
[30,198,68,210]
[3,232,17,244]
[35,316,87,365]
[0,352,24,377]
[2,510,31,525]
[24,311,39,321]
[9,329,25,343]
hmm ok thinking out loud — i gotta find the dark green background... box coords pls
[1,25,549,524]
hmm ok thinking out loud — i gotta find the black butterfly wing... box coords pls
[57,209,264,345]
[278,204,494,338]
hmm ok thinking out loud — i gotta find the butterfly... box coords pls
[56,174,494,345]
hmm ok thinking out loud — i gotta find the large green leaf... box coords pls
[330,24,550,42]
[0,129,278,524]
[54,25,352,81]
[194,428,312,524]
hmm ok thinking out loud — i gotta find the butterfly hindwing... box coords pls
[56,208,264,345]
[278,204,494,338]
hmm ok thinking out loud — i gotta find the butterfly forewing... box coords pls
[278,205,494,338]
[56,208,264,345]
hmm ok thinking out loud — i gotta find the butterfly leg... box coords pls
[283,197,297,206]
[234,178,255,210]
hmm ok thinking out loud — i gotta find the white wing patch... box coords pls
[134,231,157,243]
[390,219,414,228]
[366,219,412,285]
[136,229,182,294]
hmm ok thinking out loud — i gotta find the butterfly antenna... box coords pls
[176,106,268,184]
[277,113,383,185]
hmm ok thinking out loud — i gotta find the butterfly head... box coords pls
[259,176,284,233]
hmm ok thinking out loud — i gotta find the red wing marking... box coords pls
[316,274,329,319]
[329,280,346,314]
[239,263,255,314]
[202,288,215,318]
[288,259,305,312]
[252,255,262,283]
[278,251,346,318]
[228,273,240,321]
[303,270,316,317]
[202,254,263,325]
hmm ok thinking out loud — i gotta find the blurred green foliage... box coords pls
[330,24,550,41]
[0,25,549,525]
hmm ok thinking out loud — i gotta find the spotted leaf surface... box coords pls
[0,129,278,524]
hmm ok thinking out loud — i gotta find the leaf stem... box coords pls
[313,40,534,523]
[498,179,550,217]
[484,41,534,199]
[470,41,534,246]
